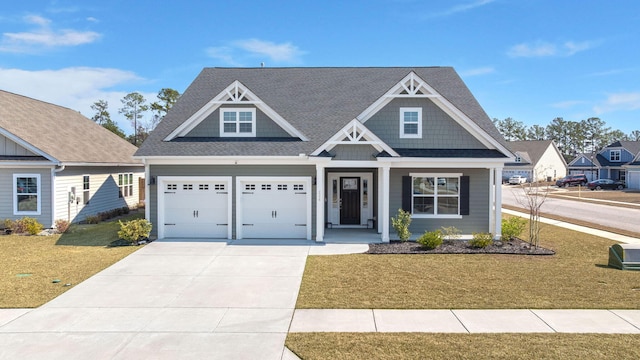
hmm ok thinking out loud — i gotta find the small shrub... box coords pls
[2,218,14,230]
[501,217,526,240]
[470,232,493,248]
[13,217,43,235]
[54,219,70,233]
[440,226,462,241]
[417,230,443,249]
[86,215,101,224]
[118,219,152,244]
[122,206,130,215]
[391,209,412,242]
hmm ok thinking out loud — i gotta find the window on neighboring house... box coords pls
[83,175,90,205]
[411,174,460,217]
[610,150,621,162]
[118,173,134,198]
[515,155,522,163]
[220,108,256,137]
[400,107,422,138]
[14,174,40,215]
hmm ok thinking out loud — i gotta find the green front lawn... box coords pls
[297,218,640,309]
[0,213,143,308]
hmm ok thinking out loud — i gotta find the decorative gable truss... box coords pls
[164,80,308,141]
[358,71,512,156]
[311,119,398,156]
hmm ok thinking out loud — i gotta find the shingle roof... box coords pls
[568,153,601,168]
[606,141,640,156]
[505,140,557,166]
[136,67,507,157]
[0,90,141,165]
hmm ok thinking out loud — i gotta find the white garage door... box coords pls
[159,177,231,239]
[237,177,311,239]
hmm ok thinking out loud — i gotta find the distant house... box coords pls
[503,140,567,183]
[567,153,601,182]
[595,141,640,183]
[0,90,144,227]
[623,145,640,190]
[135,67,514,242]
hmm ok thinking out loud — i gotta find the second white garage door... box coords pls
[237,177,312,239]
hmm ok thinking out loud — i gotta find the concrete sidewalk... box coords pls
[290,309,640,333]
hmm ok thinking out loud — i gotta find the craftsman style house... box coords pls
[0,90,144,227]
[135,67,513,242]
[569,141,640,183]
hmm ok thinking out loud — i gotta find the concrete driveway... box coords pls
[0,239,367,360]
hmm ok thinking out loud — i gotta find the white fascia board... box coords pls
[164,80,308,141]
[0,128,59,163]
[0,162,56,168]
[141,156,312,166]
[311,119,399,157]
[377,157,508,168]
[60,162,144,167]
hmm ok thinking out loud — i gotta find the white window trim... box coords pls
[610,149,621,162]
[399,107,422,138]
[219,107,257,137]
[13,173,41,216]
[409,172,462,219]
[118,173,134,198]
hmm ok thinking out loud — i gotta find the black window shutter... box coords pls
[401,176,412,212]
[460,176,470,215]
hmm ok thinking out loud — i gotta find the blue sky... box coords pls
[1,0,639,135]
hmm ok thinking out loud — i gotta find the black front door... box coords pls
[340,177,360,225]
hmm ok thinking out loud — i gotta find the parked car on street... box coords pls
[555,174,588,187]
[587,179,625,191]
[508,175,527,185]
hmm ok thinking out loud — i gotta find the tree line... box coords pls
[493,117,640,161]
[90,88,180,146]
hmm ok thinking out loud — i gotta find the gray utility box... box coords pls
[609,244,640,270]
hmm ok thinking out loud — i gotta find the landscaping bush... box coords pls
[440,226,461,241]
[2,218,14,230]
[85,215,101,224]
[501,217,526,240]
[391,209,412,242]
[54,219,70,233]
[12,217,43,235]
[118,218,152,244]
[470,232,493,248]
[417,230,443,249]
[121,206,130,215]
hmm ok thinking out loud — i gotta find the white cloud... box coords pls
[507,41,556,58]
[426,0,495,18]
[86,17,99,23]
[460,67,495,77]
[0,67,152,133]
[206,39,306,65]
[594,92,640,114]
[507,40,598,58]
[0,15,100,53]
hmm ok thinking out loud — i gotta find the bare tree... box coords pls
[513,171,550,248]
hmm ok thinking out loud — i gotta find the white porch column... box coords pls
[315,164,325,242]
[381,165,391,242]
[377,167,383,234]
[494,167,503,240]
[489,167,495,236]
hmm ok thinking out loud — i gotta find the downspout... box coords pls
[51,164,66,228]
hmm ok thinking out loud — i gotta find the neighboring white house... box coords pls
[0,90,144,226]
[503,140,567,183]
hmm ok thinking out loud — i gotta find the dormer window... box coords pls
[610,150,621,162]
[220,108,256,137]
[400,107,422,138]
[515,155,521,163]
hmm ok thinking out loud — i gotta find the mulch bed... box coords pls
[367,237,555,255]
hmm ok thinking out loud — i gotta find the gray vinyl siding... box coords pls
[0,167,53,227]
[185,105,292,138]
[149,165,316,238]
[389,168,490,238]
[0,134,37,156]
[54,166,144,223]
[330,144,378,161]
[365,98,486,149]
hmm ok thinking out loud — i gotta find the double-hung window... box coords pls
[400,107,422,138]
[83,175,90,205]
[220,108,256,137]
[14,174,40,215]
[118,173,134,198]
[411,174,461,217]
[610,150,621,162]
